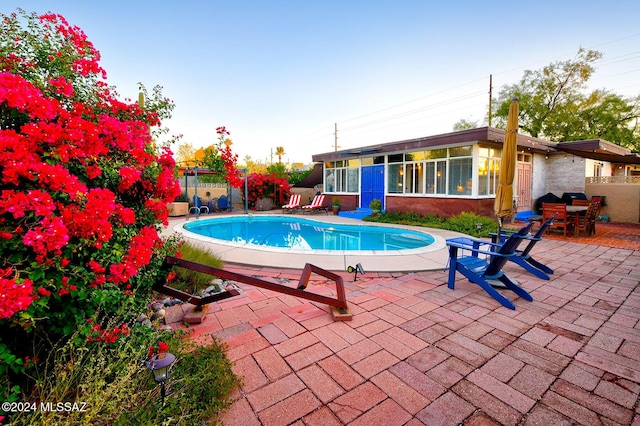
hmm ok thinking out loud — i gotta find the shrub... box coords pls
[0,9,181,401]
[364,210,497,237]
[9,322,240,425]
[246,173,291,209]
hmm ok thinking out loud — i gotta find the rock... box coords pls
[150,309,166,322]
[141,319,152,328]
[136,313,148,323]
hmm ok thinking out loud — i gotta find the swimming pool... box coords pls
[181,215,435,251]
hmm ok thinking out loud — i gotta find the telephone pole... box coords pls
[334,123,340,152]
[488,74,493,127]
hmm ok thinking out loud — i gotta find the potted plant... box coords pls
[369,199,382,217]
[332,196,341,215]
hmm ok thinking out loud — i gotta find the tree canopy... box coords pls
[491,48,640,152]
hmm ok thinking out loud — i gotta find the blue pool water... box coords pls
[182,216,435,251]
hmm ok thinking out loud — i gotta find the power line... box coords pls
[295,34,640,151]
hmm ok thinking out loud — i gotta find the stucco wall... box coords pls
[585,183,640,223]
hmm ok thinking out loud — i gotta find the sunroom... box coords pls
[311,127,555,217]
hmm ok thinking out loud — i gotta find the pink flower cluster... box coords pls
[0,11,181,319]
[0,270,34,320]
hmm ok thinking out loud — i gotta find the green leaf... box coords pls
[28,268,45,281]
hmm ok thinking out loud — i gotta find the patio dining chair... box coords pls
[542,202,571,237]
[575,202,596,236]
[589,198,603,234]
[446,222,534,310]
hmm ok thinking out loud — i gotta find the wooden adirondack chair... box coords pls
[446,222,534,310]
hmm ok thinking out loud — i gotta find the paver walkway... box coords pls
[172,224,640,425]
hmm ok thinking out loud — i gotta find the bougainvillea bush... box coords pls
[0,9,181,400]
[246,173,291,209]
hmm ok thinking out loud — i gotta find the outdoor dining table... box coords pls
[566,205,588,236]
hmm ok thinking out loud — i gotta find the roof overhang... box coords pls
[556,139,640,164]
[312,127,556,162]
[310,128,640,165]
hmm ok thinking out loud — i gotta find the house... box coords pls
[311,127,640,222]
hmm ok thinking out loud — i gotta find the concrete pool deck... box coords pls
[165,213,467,273]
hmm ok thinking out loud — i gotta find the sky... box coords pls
[3,1,640,165]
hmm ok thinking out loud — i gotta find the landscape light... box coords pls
[146,352,176,404]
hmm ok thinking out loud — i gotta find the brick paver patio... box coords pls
[172,227,640,425]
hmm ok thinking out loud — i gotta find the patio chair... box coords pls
[542,203,571,237]
[574,202,596,236]
[589,197,603,234]
[282,194,301,213]
[446,222,534,310]
[491,213,557,280]
[207,198,219,212]
[189,195,209,215]
[302,194,327,214]
[218,195,229,211]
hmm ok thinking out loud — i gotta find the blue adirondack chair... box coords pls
[490,213,557,280]
[446,222,534,310]
[218,194,229,211]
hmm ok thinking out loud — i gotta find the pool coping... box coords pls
[164,213,468,272]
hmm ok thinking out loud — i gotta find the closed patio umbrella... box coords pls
[494,96,519,234]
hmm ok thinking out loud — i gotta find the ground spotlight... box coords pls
[347,263,365,281]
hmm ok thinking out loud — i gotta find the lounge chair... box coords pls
[302,194,327,214]
[446,222,534,310]
[282,194,301,213]
[491,214,557,280]
[189,195,209,215]
[218,195,229,211]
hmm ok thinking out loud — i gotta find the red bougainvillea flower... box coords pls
[0,276,34,320]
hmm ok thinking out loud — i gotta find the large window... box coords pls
[388,146,474,196]
[477,146,501,196]
[387,154,403,194]
[425,149,447,194]
[404,151,424,194]
[324,160,359,193]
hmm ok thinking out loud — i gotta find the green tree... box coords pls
[492,48,640,151]
[453,118,480,131]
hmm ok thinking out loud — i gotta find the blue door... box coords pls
[361,165,385,209]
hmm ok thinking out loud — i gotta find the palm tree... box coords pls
[275,146,285,164]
